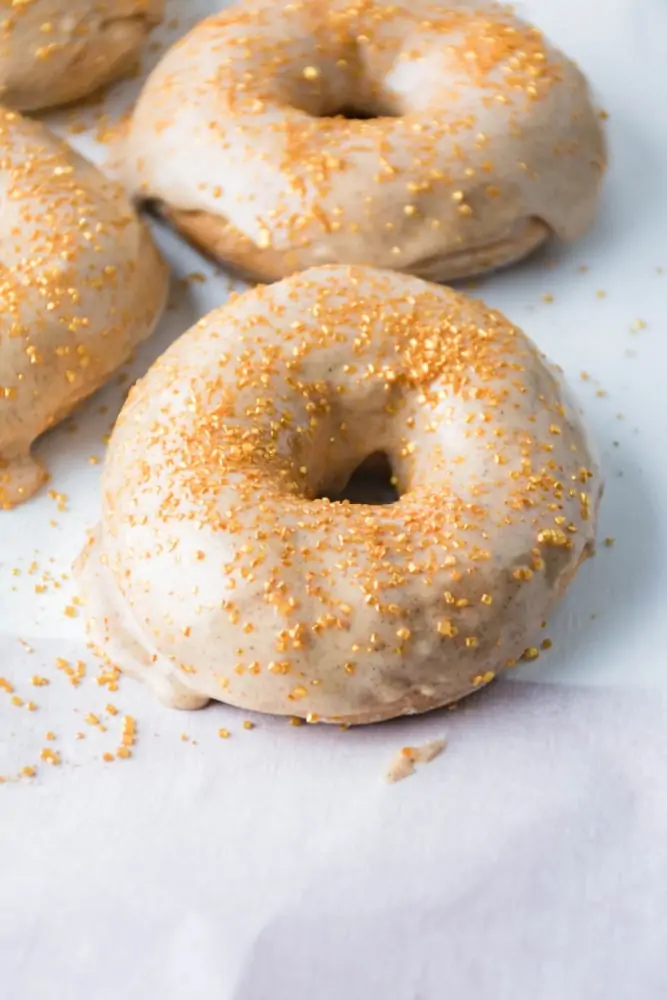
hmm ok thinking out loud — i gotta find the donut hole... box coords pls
[289,70,401,121]
[318,451,399,505]
[320,98,399,121]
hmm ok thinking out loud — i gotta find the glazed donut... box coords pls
[76,265,601,725]
[0,0,164,111]
[0,109,168,508]
[116,0,605,283]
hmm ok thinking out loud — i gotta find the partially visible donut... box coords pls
[0,0,164,111]
[116,0,606,282]
[76,265,601,725]
[0,109,168,508]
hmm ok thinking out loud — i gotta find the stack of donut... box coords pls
[1,0,607,724]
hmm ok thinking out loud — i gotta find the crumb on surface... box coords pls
[385,737,447,783]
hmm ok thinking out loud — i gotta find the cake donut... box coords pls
[115,0,606,283]
[76,265,601,725]
[0,109,168,508]
[0,0,164,112]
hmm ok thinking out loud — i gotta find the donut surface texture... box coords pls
[76,265,601,724]
[0,0,164,111]
[116,0,606,282]
[0,109,168,508]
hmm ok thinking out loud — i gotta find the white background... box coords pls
[2,1,667,996]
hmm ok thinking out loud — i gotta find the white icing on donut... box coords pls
[76,265,601,724]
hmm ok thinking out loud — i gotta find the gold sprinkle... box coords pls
[472,670,495,686]
[522,647,540,661]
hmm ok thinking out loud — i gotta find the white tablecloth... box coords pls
[2,1,667,997]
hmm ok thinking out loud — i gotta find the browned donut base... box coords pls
[163,206,550,285]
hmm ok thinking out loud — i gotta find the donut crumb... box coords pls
[385,737,446,783]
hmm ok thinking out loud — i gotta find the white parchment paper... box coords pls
[2,1,667,997]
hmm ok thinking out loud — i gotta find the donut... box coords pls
[76,265,601,725]
[0,109,168,508]
[0,0,164,111]
[115,0,606,283]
